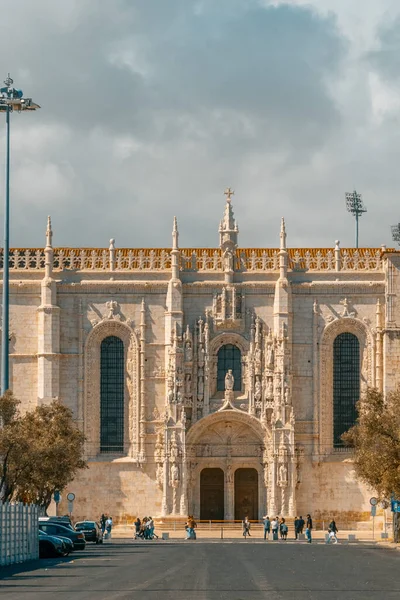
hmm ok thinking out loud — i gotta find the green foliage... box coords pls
[0,394,86,508]
[343,387,400,499]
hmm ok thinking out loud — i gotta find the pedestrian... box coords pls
[329,519,338,535]
[147,516,158,539]
[105,516,113,539]
[185,515,197,540]
[271,516,279,541]
[306,513,312,543]
[142,517,149,539]
[294,516,300,540]
[242,516,251,538]
[298,515,305,534]
[327,528,338,544]
[133,516,141,540]
[280,518,288,540]
[263,515,271,540]
[100,514,106,535]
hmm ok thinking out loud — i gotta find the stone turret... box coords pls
[165,217,183,366]
[274,218,291,335]
[219,188,238,284]
[37,216,60,405]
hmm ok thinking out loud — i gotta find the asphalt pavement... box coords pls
[1,539,400,599]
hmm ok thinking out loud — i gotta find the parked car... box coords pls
[39,516,74,530]
[38,530,66,558]
[39,522,86,550]
[75,521,103,544]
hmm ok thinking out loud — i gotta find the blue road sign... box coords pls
[391,500,400,513]
[53,490,61,504]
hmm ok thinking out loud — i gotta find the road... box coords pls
[1,540,400,599]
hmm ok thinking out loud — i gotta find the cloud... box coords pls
[0,0,397,249]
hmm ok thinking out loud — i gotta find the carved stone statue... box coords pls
[225,369,234,391]
[185,374,191,394]
[203,444,211,457]
[266,343,274,370]
[266,378,273,399]
[226,465,233,484]
[223,248,234,272]
[185,340,193,362]
[284,386,290,405]
[170,464,180,485]
[254,378,262,401]
[279,463,288,484]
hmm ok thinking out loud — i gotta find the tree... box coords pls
[0,394,87,509]
[343,387,400,541]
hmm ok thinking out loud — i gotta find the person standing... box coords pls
[242,516,251,538]
[298,515,305,534]
[280,518,288,540]
[105,516,113,539]
[100,514,106,535]
[263,515,271,540]
[133,517,141,540]
[294,516,300,540]
[271,516,279,541]
[306,514,312,543]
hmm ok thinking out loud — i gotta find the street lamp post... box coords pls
[345,190,367,249]
[0,75,40,395]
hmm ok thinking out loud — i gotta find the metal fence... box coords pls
[0,502,40,566]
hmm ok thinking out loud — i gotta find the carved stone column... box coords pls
[225,464,234,520]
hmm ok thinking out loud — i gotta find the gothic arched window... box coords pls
[100,336,124,453]
[333,332,360,447]
[217,344,242,391]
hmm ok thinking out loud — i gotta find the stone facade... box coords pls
[2,193,399,522]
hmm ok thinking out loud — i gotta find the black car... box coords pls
[38,530,67,558]
[39,522,86,550]
[75,521,103,544]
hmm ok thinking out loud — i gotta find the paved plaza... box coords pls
[1,539,400,600]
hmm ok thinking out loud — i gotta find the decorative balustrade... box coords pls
[0,247,390,272]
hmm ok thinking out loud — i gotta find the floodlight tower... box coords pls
[391,223,400,246]
[345,190,367,248]
[0,74,40,394]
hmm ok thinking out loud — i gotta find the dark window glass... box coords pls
[333,333,360,447]
[217,344,242,391]
[100,336,124,453]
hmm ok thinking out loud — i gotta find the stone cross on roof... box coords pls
[224,187,234,202]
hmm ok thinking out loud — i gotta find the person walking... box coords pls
[329,519,338,535]
[327,528,338,544]
[271,516,279,541]
[263,515,271,540]
[242,516,251,538]
[306,514,312,543]
[147,517,158,539]
[105,516,113,539]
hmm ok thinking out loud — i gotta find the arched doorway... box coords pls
[234,468,258,520]
[200,468,224,520]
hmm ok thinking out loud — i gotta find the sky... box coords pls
[1,0,400,249]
